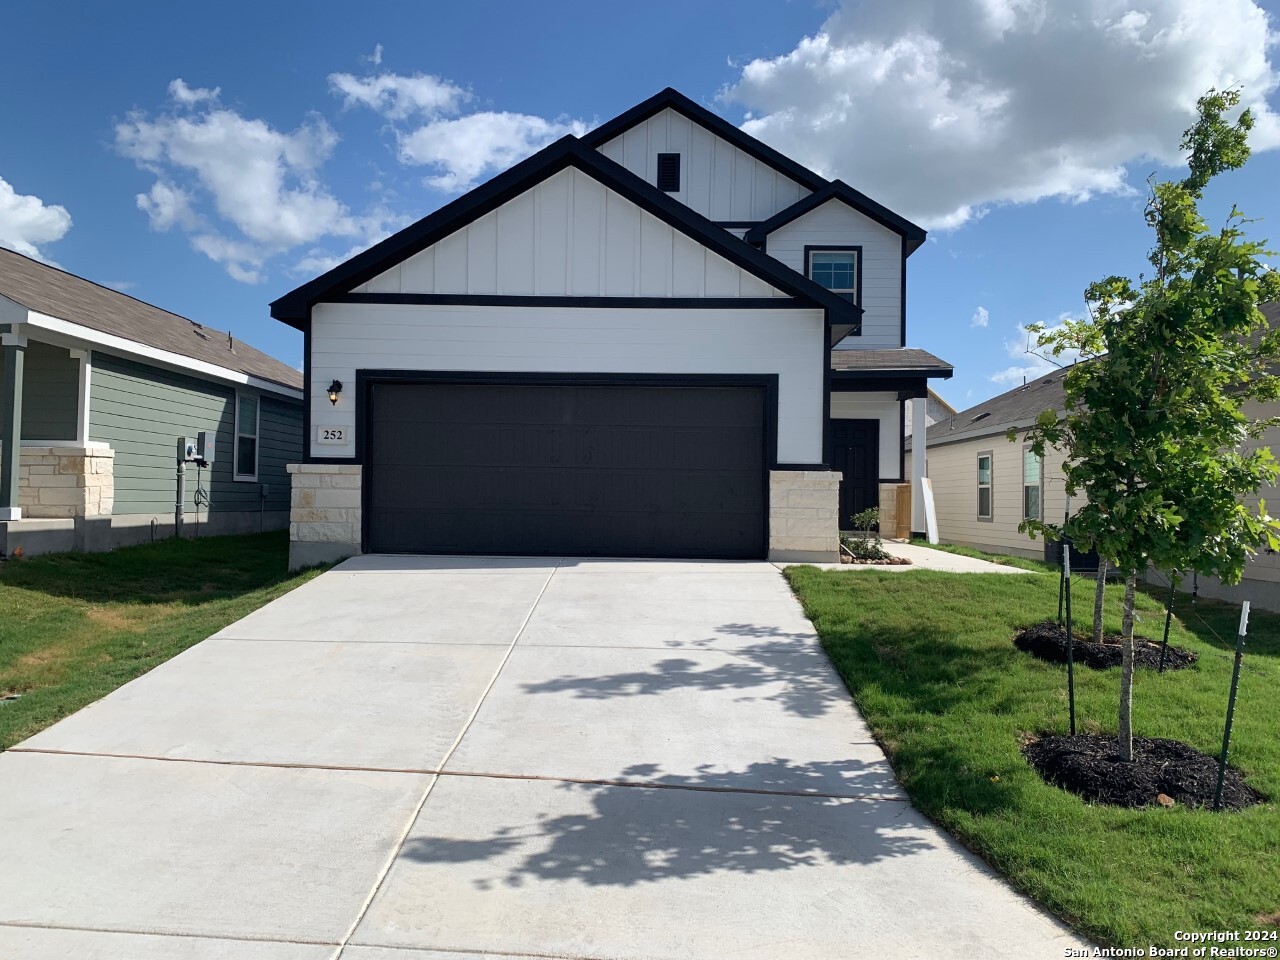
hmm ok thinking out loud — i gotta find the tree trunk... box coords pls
[1117,572,1137,762]
[1093,560,1108,643]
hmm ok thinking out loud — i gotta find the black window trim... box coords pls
[804,245,863,312]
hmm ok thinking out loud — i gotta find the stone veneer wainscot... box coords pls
[767,469,841,563]
[287,463,362,570]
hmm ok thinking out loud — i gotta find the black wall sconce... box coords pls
[327,379,343,405]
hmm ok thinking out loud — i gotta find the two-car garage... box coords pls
[363,376,769,559]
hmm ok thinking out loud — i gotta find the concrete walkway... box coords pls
[2,556,1083,959]
[778,539,1036,573]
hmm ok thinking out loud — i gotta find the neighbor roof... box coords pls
[746,180,928,255]
[270,135,861,335]
[0,247,301,390]
[919,366,1068,448]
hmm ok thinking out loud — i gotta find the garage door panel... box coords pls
[366,381,767,558]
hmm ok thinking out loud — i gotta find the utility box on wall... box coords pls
[195,431,216,465]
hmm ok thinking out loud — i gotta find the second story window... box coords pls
[806,247,860,303]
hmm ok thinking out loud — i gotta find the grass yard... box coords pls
[0,531,324,750]
[786,564,1280,948]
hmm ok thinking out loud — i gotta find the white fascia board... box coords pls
[24,310,303,400]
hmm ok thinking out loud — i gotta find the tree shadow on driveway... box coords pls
[518,625,846,719]
[400,760,933,890]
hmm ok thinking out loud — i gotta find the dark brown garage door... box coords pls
[365,379,767,558]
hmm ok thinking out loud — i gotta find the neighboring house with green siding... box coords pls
[0,247,302,556]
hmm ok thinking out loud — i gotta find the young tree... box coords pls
[1022,89,1280,762]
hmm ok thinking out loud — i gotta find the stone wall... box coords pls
[288,463,362,570]
[767,470,841,563]
[18,444,115,519]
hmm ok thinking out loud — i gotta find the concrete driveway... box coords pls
[1,556,1084,959]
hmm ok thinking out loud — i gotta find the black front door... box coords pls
[830,419,880,530]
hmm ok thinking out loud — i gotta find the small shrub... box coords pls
[842,507,891,561]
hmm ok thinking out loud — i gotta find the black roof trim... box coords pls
[271,135,858,328]
[580,88,829,193]
[746,181,928,255]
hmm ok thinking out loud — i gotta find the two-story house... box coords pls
[270,89,952,569]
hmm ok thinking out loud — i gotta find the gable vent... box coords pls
[656,153,681,192]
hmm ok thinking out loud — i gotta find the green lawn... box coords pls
[0,531,325,750]
[786,564,1279,948]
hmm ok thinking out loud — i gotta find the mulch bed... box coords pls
[1014,619,1197,670]
[1024,734,1264,810]
[840,554,912,565]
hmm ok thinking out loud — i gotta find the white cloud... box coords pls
[990,313,1084,385]
[328,71,468,121]
[365,43,384,67]
[330,70,593,193]
[168,79,220,106]
[725,0,1280,230]
[971,305,989,328]
[0,174,71,263]
[397,111,592,192]
[105,280,136,292]
[117,81,394,283]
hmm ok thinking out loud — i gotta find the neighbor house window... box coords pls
[806,248,860,303]
[235,392,259,481]
[977,452,993,520]
[1023,446,1042,521]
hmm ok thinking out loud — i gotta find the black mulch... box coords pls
[1014,620,1197,670]
[1024,734,1264,810]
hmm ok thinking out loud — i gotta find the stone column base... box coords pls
[18,444,115,518]
[767,469,841,563]
[287,463,362,571]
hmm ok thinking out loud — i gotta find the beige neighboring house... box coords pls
[908,369,1071,563]
[904,388,955,439]
[915,301,1280,611]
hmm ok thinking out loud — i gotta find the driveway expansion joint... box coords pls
[0,919,338,948]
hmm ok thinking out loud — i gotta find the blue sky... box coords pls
[2,0,1279,410]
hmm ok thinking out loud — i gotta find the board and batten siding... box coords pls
[765,200,904,349]
[595,107,810,223]
[309,301,826,464]
[87,353,298,516]
[356,168,788,300]
[830,392,903,481]
[925,429,1068,558]
[0,339,80,441]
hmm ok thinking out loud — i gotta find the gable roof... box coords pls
[580,87,829,195]
[270,135,860,334]
[918,366,1067,448]
[746,180,928,255]
[0,246,301,390]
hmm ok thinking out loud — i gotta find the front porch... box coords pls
[828,348,954,538]
[1,330,115,552]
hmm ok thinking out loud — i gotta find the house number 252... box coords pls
[316,426,347,444]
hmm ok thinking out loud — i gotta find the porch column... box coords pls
[0,333,26,520]
[911,396,927,536]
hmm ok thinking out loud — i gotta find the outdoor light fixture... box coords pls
[327,379,343,405]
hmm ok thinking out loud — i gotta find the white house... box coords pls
[270,88,952,569]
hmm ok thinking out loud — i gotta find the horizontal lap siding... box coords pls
[22,340,80,441]
[88,354,300,515]
[1236,400,1280,585]
[926,430,1067,556]
[357,168,788,300]
[830,393,903,481]
[595,108,810,222]
[309,302,825,464]
[765,201,903,349]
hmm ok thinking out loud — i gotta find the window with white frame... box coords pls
[977,452,993,520]
[235,392,259,481]
[807,249,859,303]
[1023,446,1042,520]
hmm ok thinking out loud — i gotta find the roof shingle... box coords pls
[0,247,301,390]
